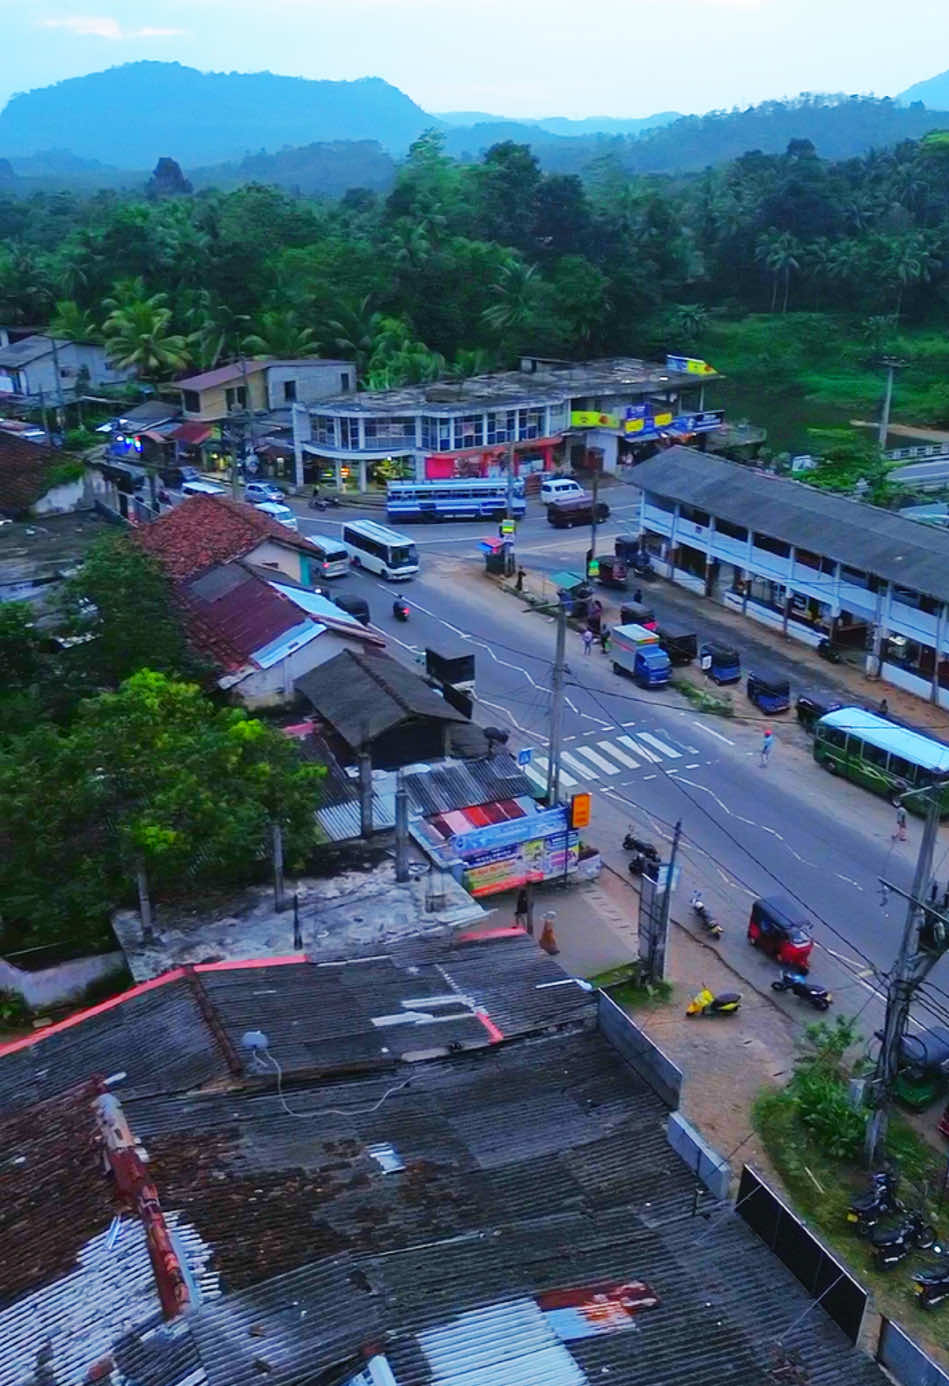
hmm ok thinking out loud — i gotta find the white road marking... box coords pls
[569,745,620,775]
[561,750,599,779]
[686,762,701,769]
[638,731,681,758]
[622,721,638,728]
[531,755,578,789]
[597,739,640,769]
[522,763,547,793]
[694,721,734,746]
[478,697,538,737]
[619,735,660,764]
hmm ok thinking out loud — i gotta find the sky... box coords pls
[2,0,948,117]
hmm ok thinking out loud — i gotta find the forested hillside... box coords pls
[2,129,948,446]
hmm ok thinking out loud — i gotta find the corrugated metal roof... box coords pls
[297,651,467,746]
[416,1301,585,1386]
[633,447,949,603]
[317,790,396,841]
[402,754,534,816]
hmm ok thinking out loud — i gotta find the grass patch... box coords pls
[754,1015,949,1360]
[672,677,734,717]
[587,960,673,1009]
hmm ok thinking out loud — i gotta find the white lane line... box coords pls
[478,697,538,738]
[686,762,701,769]
[622,721,638,728]
[638,731,681,758]
[643,773,657,780]
[619,735,660,764]
[531,755,578,789]
[522,763,547,793]
[597,739,640,769]
[569,745,620,775]
[693,721,734,746]
[561,750,599,779]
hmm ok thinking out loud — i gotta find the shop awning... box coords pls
[170,422,214,445]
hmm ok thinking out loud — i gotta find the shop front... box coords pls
[414,803,579,898]
[424,437,561,483]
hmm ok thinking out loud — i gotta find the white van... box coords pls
[254,501,299,532]
[540,476,585,505]
[307,533,350,578]
[181,478,228,498]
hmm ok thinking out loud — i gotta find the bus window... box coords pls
[822,726,847,749]
[861,741,887,767]
[888,754,917,784]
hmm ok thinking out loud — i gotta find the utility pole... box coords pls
[505,439,515,520]
[589,447,600,574]
[644,818,681,983]
[394,769,409,883]
[877,357,906,453]
[272,820,285,912]
[546,603,568,805]
[865,786,945,1165]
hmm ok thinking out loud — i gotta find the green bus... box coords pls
[813,706,949,812]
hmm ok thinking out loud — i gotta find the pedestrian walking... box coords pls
[879,697,889,717]
[760,727,773,766]
[893,804,907,842]
[599,623,611,654]
[515,886,531,933]
[582,628,593,656]
[632,588,643,604]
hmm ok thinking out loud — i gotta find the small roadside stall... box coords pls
[413,802,580,898]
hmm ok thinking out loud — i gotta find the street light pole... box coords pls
[546,603,567,805]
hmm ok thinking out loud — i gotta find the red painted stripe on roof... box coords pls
[456,926,527,942]
[0,968,186,1057]
[476,1010,505,1043]
[194,953,308,972]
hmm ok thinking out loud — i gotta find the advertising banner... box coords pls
[571,410,620,430]
[452,806,567,856]
[666,354,717,375]
[623,404,675,436]
[676,409,725,433]
[462,828,579,897]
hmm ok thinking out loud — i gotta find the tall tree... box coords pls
[101,282,190,376]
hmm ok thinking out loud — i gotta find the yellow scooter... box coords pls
[686,986,741,1018]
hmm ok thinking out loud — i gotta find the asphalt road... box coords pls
[295,494,949,1039]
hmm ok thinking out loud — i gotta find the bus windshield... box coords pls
[390,543,418,568]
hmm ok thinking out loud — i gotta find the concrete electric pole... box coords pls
[865,785,946,1165]
[877,357,906,454]
[545,603,568,806]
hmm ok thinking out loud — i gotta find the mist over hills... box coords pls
[899,68,949,108]
[3,62,949,200]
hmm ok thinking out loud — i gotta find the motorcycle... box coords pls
[771,970,832,1011]
[685,986,741,1018]
[392,596,410,622]
[912,1260,949,1309]
[817,638,842,664]
[623,830,659,858]
[847,1171,902,1237]
[871,1209,937,1269]
[689,889,723,941]
[308,493,341,511]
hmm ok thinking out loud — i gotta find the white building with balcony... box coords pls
[634,448,949,708]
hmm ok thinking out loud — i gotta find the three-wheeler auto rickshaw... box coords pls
[596,554,628,590]
[746,671,791,714]
[748,895,814,971]
[699,641,742,685]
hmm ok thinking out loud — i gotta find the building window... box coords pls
[548,402,567,432]
[422,416,451,452]
[754,532,790,559]
[283,379,297,402]
[518,408,544,440]
[716,518,747,542]
[486,410,516,444]
[315,415,339,447]
[453,415,484,449]
[182,390,200,413]
[680,504,710,527]
[225,386,247,410]
[340,372,351,391]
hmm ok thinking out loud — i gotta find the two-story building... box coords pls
[171,358,356,423]
[301,355,724,492]
[0,335,135,401]
[634,447,949,707]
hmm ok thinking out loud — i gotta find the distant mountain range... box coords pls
[3,63,949,200]
[898,68,949,108]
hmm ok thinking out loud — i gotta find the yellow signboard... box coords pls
[623,409,673,434]
[666,354,717,376]
[571,410,620,430]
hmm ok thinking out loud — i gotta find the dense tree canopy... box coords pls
[2,127,947,388]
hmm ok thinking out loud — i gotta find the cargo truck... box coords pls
[611,623,672,688]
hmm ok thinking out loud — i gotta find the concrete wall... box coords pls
[667,1111,731,1199]
[247,537,309,585]
[231,630,377,707]
[182,370,268,421]
[0,951,125,1009]
[267,361,355,410]
[597,990,682,1108]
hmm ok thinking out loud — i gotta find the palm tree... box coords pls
[755,230,801,313]
[49,299,100,343]
[242,309,319,358]
[323,294,381,382]
[668,303,708,344]
[102,287,190,377]
[888,232,940,321]
[482,260,543,335]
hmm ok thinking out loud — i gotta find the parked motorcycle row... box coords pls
[847,1171,946,1303]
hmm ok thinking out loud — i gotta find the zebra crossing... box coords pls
[521,728,688,792]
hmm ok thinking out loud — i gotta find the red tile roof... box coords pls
[183,566,307,670]
[138,493,320,582]
[0,431,73,516]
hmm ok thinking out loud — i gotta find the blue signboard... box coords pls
[452,806,568,857]
[517,748,533,766]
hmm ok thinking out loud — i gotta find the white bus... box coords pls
[306,532,350,578]
[341,520,419,580]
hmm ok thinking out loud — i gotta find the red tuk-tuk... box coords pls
[748,895,814,971]
[596,554,628,590]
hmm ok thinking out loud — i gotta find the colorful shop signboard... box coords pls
[452,805,580,897]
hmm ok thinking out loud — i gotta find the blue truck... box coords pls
[611,623,672,689]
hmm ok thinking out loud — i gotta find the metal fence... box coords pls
[737,1165,868,1345]
[878,1318,949,1386]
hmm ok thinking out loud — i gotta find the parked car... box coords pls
[245,481,288,504]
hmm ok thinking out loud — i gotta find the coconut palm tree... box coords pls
[49,300,100,343]
[101,285,190,377]
[242,309,319,358]
[481,260,543,336]
[888,232,940,321]
[323,294,381,382]
[754,229,801,312]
